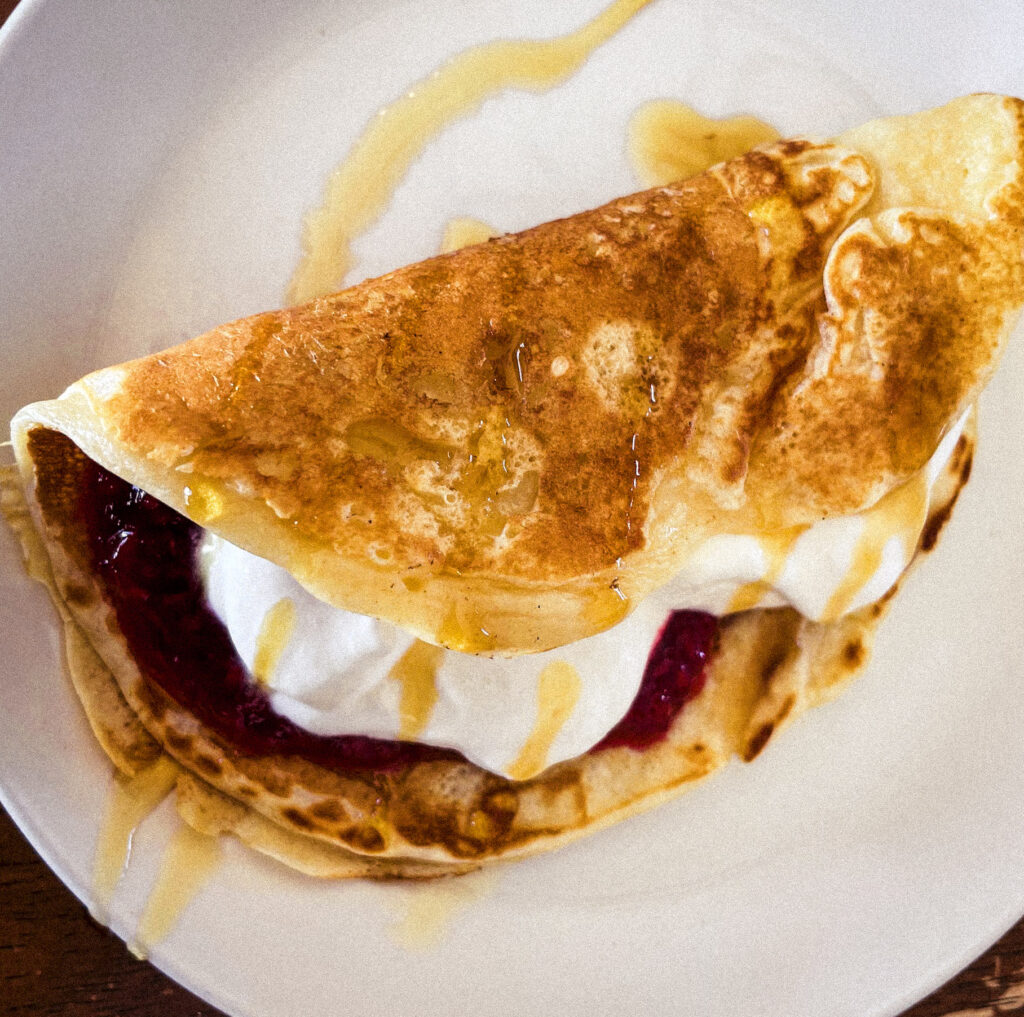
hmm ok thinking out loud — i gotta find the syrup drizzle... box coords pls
[728,526,805,614]
[388,639,445,740]
[440,217,499,254]
[628,99,779,187]
[90,756,179,925]
[287,0,654,303]
[182,480,224,525]
[822,470,930,621]
[252,597,297,686]
[582,581,630,634]
[344,417,455,471]
[90,755,221,957]
[389,869,499,951]
[506,661,582,781]
[438,602,500,653]
[129,822,222,960]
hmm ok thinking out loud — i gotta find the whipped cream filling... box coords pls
[201,414,967,780]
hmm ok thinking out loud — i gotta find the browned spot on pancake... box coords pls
[921,447,972,553]
[165,730,192,754]
[959,447,974,485]
[260,772,294,799]
[133,682,168,724]
[743,722,775,762]
[950,434,972,475]
[843,638,866,669]
[282,806,316,831]
[193,754,223,778]
[390,762,509,857]
[760,647,790,690]
[342,825,386,854]
[465,787,522,842]
[920,497,957,553]
[744,694,796,763]
[310,799,344,822]
[60,581,93,607]
[480,788,519,833]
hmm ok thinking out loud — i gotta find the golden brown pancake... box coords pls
[5,94,1023,875]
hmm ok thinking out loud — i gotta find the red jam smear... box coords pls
[594,609,717,750]
[79,460,718,773]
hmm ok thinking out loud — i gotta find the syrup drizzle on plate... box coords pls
[440,217,499,253]
[628,99,779,187]
[129,823,222,960]
[91,756,222,956]
[287,0,655,303]
[90,756,179,926]
[388,868,500,950]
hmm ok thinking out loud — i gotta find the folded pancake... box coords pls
[5,93,1024,875]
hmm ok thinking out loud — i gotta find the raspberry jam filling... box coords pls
[594,609,717,751]
[79,459,718,774]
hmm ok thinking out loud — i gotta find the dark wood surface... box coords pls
[1,0,1023,1014]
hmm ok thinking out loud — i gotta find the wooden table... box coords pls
[1,0,1023,1013]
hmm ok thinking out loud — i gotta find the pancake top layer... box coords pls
[14,94,1024,653]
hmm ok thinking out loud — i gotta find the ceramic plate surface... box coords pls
[1,2,1023,1015]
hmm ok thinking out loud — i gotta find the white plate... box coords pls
[2,2,1023,1015]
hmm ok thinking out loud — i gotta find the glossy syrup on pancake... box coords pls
[58,431,718,772]
[100,137,876,655]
